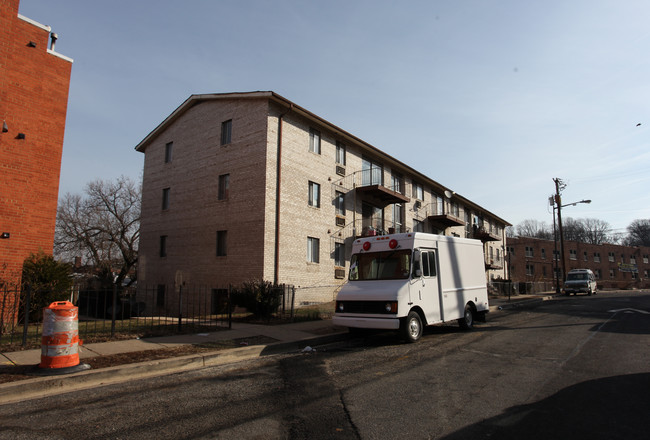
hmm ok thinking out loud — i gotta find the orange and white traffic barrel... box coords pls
[39,301,89,373]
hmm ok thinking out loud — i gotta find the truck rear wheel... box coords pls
[458,304,474,330]
[400,311,423,343]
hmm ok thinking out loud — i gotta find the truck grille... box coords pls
[337,301,392,314]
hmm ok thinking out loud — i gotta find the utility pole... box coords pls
[554,178,567,287]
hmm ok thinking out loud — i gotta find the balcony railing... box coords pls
[485,254,504,269]
[422,201,466,228]
[331,170,410,208]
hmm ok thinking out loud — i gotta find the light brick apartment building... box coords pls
[508,237,650,290]
[0,0,72,293]
[135,92,510,305]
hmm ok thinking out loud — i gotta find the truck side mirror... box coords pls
[414,269,422,277]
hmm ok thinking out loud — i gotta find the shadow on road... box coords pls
[441,373,650,440]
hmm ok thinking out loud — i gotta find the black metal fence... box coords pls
[0,284,233,349]
[1,283,299,350]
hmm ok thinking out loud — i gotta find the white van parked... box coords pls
[333,232,489,342]
[563,268,597,295]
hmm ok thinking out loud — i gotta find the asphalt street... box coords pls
[1,291,648,439]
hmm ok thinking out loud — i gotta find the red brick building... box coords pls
[0,0,73,293]
[507,237,650,290]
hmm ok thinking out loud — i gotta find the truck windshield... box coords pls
[567,273,588,280]
[349,250,412,281]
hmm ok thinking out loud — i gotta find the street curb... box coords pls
[489,294,560,312]
[0,331,349,405]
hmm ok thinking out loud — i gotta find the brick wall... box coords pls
[138,98,270,288]
[508,237,650,289]
[137,93,509,305]
[0,0,72,295]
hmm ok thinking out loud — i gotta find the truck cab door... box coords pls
[411,248,441,324]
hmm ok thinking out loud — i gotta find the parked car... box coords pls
[563,269,597,295]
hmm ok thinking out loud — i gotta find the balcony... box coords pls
[426,201,466,228]
[428,213,465,228]
[355,184,410,207]
[332,170,410,208]
[485,255,504,270]
[472,227,500,242]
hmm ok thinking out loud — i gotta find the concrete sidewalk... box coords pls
[1,319,345,367]
[0,293,558,405]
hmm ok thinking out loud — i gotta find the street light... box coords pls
[551,185,591,292]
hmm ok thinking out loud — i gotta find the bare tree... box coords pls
[581,218,612,245]
[55,176,140,288]
[516,219,552,239]
[562,217,586,242]
[625,219,650,246]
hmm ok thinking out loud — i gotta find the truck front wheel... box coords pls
[401,311,423,343]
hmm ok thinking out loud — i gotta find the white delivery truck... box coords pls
[333,232,489,342]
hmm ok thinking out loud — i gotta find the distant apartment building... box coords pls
[507,237,650,289]
[0,0,73,294]
[135,92,510,305]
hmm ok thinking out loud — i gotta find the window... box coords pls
[594,269,601,279]
[335,191,345,216]
[583,251,588,262]
[630,256,636,264]
[450,203,460,218]
[420,251,437,277]
[644,255,649,264]
[336,141,346,165]
[608,252,615,262]
[569,249,577,260]
[620,254,625,263]
[594,252,601,263]
[221,119,232,145]
[162,188,170,210]
[309,128,321,154]
[334,241,345,267]
[159,235,167,257]
[216,230,227,256]
[609,269,615,278]
[391,172,404,194]
[308,181,320,207]
[392,203,405,233]
[350,249,411,280]
[526,264,534,276]
[413,219,424,232]
[361,157,382,185]
[307,237,320,263]
[432,193,443,215]
[218,174,230,200]
[164,142,173,163]
[541,248,546,259]
[525,247,534,258]
[412,182,424,200]
[362,202,384,234]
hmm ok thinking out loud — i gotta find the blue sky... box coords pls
[19,0,650,235]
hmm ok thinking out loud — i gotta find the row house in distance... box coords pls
[135,92,510,305]
[507,236,650,290]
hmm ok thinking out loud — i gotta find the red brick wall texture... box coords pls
[0,0,72,290]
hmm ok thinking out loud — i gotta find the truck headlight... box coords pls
[385,302,397,313]
[337,302,344,312]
